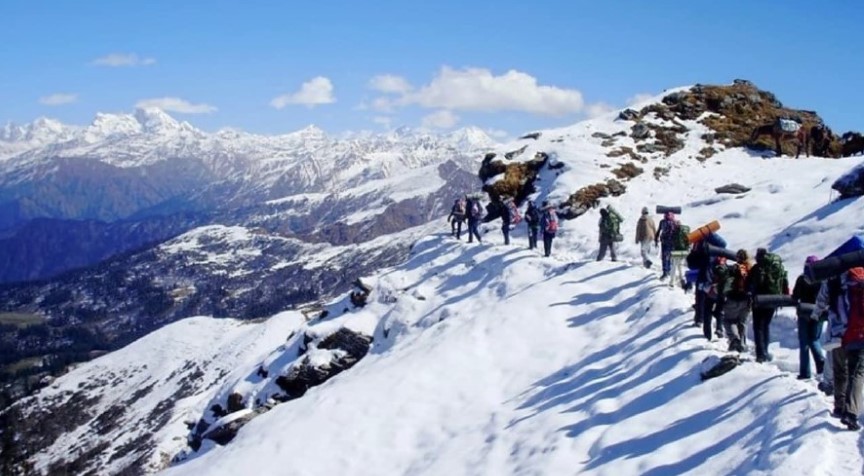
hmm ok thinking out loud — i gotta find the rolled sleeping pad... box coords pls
[753,294,797,309]
[687,220,721,244]
[706,244,738,261]
[805,249,864,283]
[656,206,682,215]
[797,302,817,316]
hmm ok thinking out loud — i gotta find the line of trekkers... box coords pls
[447,195,559,257]
[447,196,864,432]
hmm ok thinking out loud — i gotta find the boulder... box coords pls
[519,132,542,140]
[631,123,651,140]
[618,109,640,121]
[318,328,373,360]
[833,163,864,198]
[714,183,751,195]
[202,410,255,446]
[226,393,244,413]
[591,132,612,140]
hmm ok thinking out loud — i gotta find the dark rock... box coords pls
[715,183,751,195]
[203,412,255,446]
[631,123,651,140]
[733,79,753,86]
[226,393,244,413]
[618,109,640,121]
[504,145,529,160]
[591,132,612,140]
[519,132,542,140]
[833,163,864,198]
[256,366,268,379]
[210,403,227,419]
[318,328,373,360]
[275,359,334,399]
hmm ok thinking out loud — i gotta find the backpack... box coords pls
[758,253,787,294]
[508,201,522,225]
[455,199,466,216]
[731,262,750,294]
[843,268,864,346]
[673,224,691,251]
[469,201,481,219]
[545,210,558,233]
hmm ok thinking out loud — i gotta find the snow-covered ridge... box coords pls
[10,86,864,475]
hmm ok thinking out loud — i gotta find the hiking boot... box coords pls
[796,375,811,381]
[831,408,844,419]
[660,273,668,280]
[818,381,834,396]
[842,414,862,431]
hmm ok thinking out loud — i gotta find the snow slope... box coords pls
[25,313,306,475]
[156,98,864,475]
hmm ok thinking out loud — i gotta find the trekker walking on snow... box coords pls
[720,249,752,352]
[597,205,623,262]
[656,212,679,280]
[540,201,558,258]
[524,200,541,250]
[447,197,466,239]
[635,207,657,269]
[466,197,483,244]
[815,275,844,405]
[499,198,512,245]
[706,256,727,340]
[748,248,789,363]
[792,256,826,380]
[815,267,864,430]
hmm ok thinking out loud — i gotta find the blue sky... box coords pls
[1,0,862,136]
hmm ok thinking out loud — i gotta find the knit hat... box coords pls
[641,207,649,215]
[805,255,819,265]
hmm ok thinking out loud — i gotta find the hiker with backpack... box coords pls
[540,201,558,258]
[814,266,864,430]
[524,200,541,250]
[466,197,484,244]
[447,198,467,239]
[792,256,826,380]
[719,249,753,352]
[748,248,789,363]
[635,206,657,269]
[687,234,726,335]
[597,205,623,262]
[706,256,727,340]
[499,197,512,245]
[656,212,685,280]
[816,275,843,403]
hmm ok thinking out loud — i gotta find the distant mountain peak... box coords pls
[134,107,183,133]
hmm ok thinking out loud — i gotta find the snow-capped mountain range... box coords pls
[5,83,864,475]
[0,109,494,283]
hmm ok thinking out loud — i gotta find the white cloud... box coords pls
[92,53,156,67]
[270,77,335,109]
[398,66,584,116]
[38,93,78,106]
[368,74,413,94]
[421,110,459,130]
[586,102,616,118]
[627,93,655,107]
[370,97,396,113]
[135,97,217,114]
[485,128,510,140]
[372,116,392,128]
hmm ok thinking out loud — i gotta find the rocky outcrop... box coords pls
[478,151,551,207]
[188,328,373,451]
[656,81,841,157]
[559,180,627,219]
